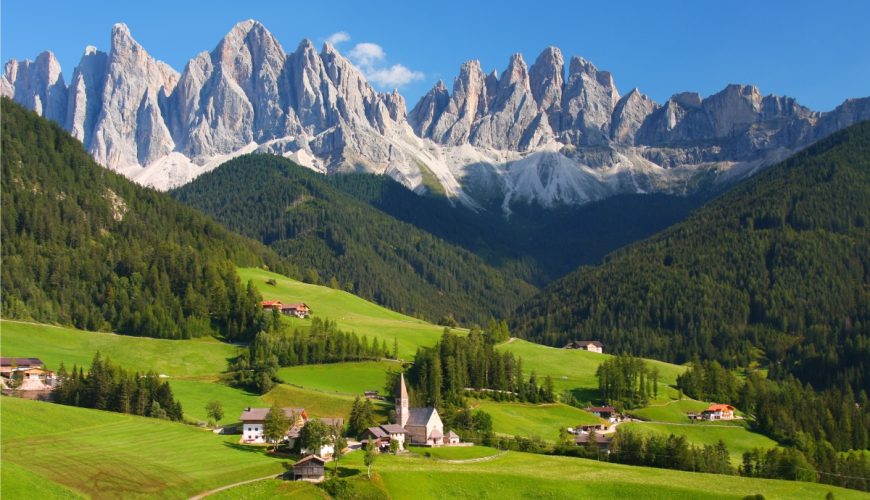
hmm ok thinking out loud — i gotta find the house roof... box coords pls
[447,430,460,439]
[239,407,306,422]
[365,426,389,438]
[704,404,735,412]
[261,300,282,307]
[380,424,406,434]
[569,340,604,348]
[294,455,326,466]
[281,303,308,309]
[0,357,43,368]
[406,407,438,427]
[585,406,615,413]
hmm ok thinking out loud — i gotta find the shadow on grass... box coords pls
[222,441,298,462]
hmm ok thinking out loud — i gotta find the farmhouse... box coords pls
[585,406,618,422]
[281,303,310,318]
[701,404,736,421]
[302,417,346,457]
[292,455,326,482]
[239,407,308,444]
[0,357,57,392]
[363,424,407,451]
[563,340,604,353]
[1,357,45,377]
[575,432,613,450]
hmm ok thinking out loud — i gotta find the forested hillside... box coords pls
[1,99,286,340]
[513,121,870,392]
[330,173,701,283]
[171,155,537,324]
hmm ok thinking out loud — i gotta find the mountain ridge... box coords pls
[4,20,869,211]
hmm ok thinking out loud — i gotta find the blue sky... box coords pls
[2,0,868,111]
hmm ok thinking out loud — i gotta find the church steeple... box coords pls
[397,372,409,427]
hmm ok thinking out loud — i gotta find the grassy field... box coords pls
[336,448,863,499]
[622,421,779,464]
[276,360,399,396]
[629,399,719,423]
[472,399,603,441]
[0,320,237,378]
[263,383,390,421]
[497,339,685,401]
[407,445,502,460]
[239,267,455,358]
[0,398,286,499]
[208,478,330,499]
[169,379,266,423]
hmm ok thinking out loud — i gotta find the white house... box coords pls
[239,407,308,444]
[564,341,604,353]
[301,417,345,458]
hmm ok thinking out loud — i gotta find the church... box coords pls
[396,373,445,446]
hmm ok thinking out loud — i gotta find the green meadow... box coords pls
[471,399,603,441]
[0,320,237,378]
[334,447,863,500]
[263,383,390,421]
[277,360,400,396]
[239,267,455,358]
[0,398,285,499]
[407,445,502,460]
[497,338,685,400]
[622,421,779,464]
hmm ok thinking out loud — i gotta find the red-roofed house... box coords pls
[701,404,736,420]
[261,300,283,311]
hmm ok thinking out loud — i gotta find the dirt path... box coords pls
[188,473,283,500]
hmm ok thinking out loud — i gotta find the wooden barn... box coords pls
[292,455,326,482]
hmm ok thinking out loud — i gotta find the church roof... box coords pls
[406,407,438,427]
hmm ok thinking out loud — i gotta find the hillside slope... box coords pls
[172,155,538,324]
[513,121,870,391]
[1,98,287,339]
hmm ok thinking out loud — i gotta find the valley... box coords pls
[1,6,869,495]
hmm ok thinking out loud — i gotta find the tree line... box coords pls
[54,352,183,421]
[229,317,392,393]
[596,355,660,410]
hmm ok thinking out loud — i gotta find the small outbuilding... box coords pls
[292,455,326,482]
[563,341,604,353]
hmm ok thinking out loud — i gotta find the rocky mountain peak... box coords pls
[1,51,68,125]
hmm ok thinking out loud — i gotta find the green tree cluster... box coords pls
[55,352,182,420]
[229,317,390,393]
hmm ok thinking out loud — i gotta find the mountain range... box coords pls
[4,20,869,211]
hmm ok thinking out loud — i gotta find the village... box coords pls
[0,327,744,484]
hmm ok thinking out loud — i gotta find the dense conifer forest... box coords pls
[513,121,870,393]
[171,154,537,324]
[1,99,285,340]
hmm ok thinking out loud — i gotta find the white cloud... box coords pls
[346,42,423,89]
[325,31,350,46]
[366,64,425,88]
[348,42,385,67]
